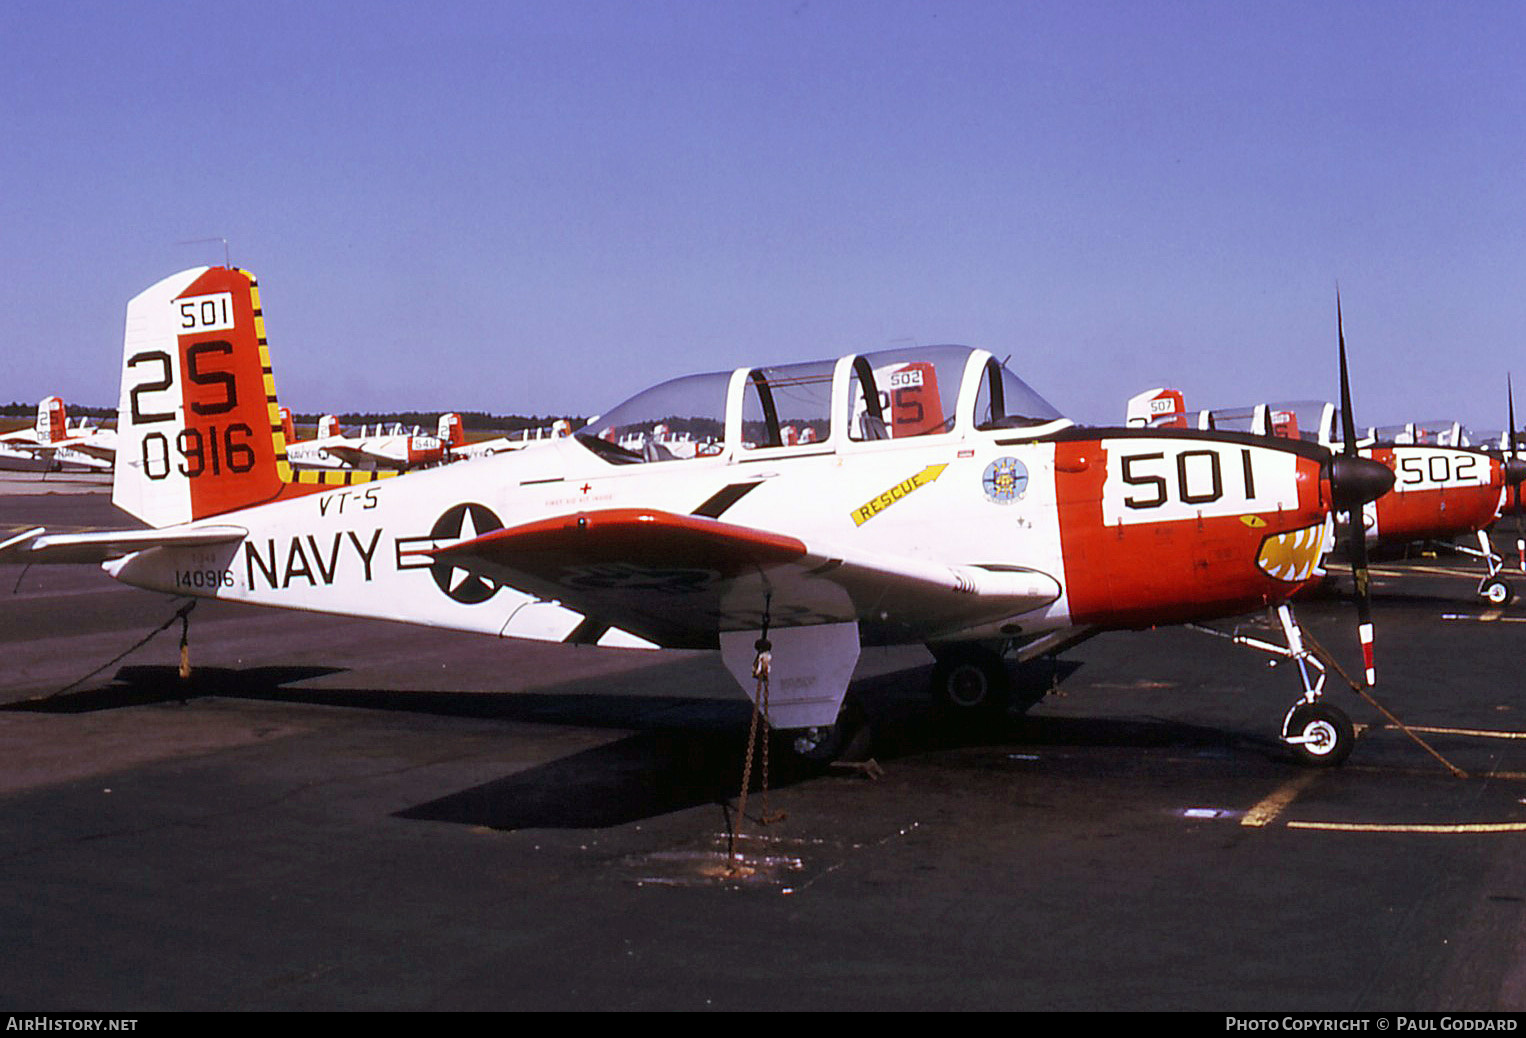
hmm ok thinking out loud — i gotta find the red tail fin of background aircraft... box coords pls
[1125,387,1188,428]
[36,396,66,444]
[886,361,943,438]
[438,412,466,447]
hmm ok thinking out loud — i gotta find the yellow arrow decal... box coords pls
[850,464,948,526]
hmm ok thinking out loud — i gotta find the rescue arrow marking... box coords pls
[849,464,948,527]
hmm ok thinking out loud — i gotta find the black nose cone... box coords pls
[1505,457,1526,486]
[1330,455,1395,510]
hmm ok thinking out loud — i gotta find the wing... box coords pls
[2,440,52,457]
[430,508,1061,649]
[306,445,413,471]
[57,439,116,462]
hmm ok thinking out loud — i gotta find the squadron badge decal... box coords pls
[982,457,1029,504]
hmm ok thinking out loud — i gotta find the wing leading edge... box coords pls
[429,508,1062,649]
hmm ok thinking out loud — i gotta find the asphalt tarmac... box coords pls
[2,474,1525,1011]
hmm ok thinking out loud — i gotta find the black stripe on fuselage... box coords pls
[1019,424,1334,463]
[692,481,763,518]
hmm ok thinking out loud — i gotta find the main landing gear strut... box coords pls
[1189,604,1356,767]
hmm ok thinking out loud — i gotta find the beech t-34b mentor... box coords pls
[0,396,115,473]
[0,267,1396,766]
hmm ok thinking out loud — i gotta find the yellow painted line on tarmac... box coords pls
[1405,565,1479,577]
[1240,771,1323,828]
[1286,821,1526,834]
[1363,563,1480,578]
[1442,612,1526,622]
[1398,724,1526,740]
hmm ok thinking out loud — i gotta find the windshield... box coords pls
[576,371,728,464]
[972,354,1066,430]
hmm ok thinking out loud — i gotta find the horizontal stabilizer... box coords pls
[0,524,247,564]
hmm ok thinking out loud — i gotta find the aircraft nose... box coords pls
[1330,455,1395,510]
[1505,457,1526,486]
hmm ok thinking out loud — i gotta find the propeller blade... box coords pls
[1511,374,1524,573]
[1337,292,1375,686]
[1349,508,1376,686]
[1337,292,1357,456]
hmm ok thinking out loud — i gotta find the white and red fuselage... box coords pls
[7,266,1369,732]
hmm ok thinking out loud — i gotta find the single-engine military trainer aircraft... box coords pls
[0,267,1397,766]
[0,396,116,473]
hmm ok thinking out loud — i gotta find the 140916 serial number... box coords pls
[173,569,234,590]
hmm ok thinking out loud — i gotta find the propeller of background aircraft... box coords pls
[1506,376,1526,574]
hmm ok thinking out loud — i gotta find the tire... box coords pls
[1481,579,1514,606]
[790,698,871,764]
[1285,702,1355,768]
[929,645,1012,717]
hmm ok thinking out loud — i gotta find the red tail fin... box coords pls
[115,267,391,527]
[36,396,66,444]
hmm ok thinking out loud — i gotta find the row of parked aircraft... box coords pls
[1125,385,1526,605]
[1,266,1518,773]
[1,396,576,476]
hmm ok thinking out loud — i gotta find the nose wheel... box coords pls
[1190,605,1358,768]
[1480,577,1514,606]
[1283,701,1355,767]
[1472,530,1515,605]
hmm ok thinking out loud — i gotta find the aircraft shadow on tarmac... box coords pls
[1,664,348,712]
[395,676,1273,831]
[2,658,1279,830]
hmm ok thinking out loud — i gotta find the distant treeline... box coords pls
[0,402,116,419]
[0,402,584,433]
[301,410,587,433]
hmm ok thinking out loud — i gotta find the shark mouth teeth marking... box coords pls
[1256,522,1330,583]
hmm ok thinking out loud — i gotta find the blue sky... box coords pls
[3,1,1523,428]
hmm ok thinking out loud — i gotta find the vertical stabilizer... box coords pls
[36,396,66,444]
[1125,388,1188,428]
[886,361,942,438]
[439,412,466,447]
[113,267,381,528]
